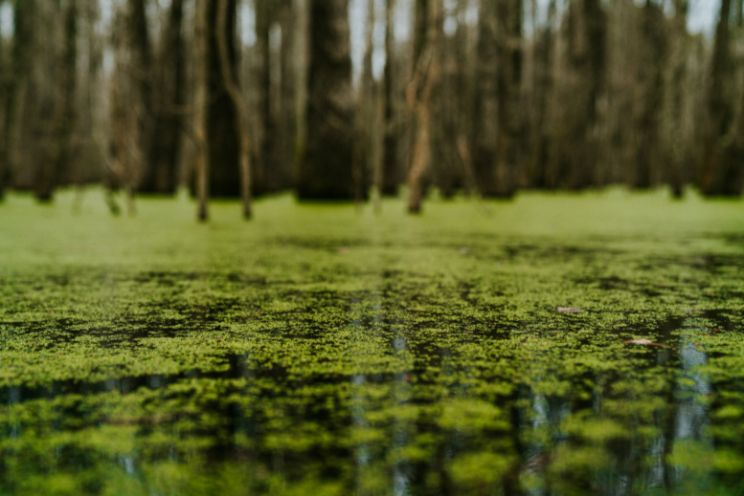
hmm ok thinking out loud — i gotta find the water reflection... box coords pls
[0,316,735,495]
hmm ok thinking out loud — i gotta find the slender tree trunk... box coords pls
[494,0,523,197]
[255,0,275,195]
[277,0,296,191]
[666,0,689,199]
[128,0,153,193]
[194,0,209,221]
[406,0,442,213]
[529,0,556,189]
[216,0,252,219]
[297,0,355,200]
[55,0,78,190]
[473,0,498,196]
[32,0,65,202]
[633,0,667,189]
[0,0,11,200]
[356,0,375,203]
[381,0,399,196]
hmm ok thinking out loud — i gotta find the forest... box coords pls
[2,1,744,496]
[0,0,743,215]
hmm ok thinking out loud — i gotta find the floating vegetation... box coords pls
[1,190,744,495]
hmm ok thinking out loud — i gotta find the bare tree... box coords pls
[406,0,443,213]
[381,0,399,197]
[194,0,209,221]
[217,0,252,219]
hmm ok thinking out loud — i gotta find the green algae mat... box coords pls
[1,190,744,495]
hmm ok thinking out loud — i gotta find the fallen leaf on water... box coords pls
[624,338,668,348]
[557,306,582,314]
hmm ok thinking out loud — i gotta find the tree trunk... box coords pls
[297,0,355,200]
[472,0,498,196]
[206,0,241,198]
[216,0,252,219]
[549,0,606,189]
[356,0,375,202]
[254,0,276,195]
[381,0,399,196]
[55,0,78,191]
[632,0,667,189]
[277,0,296,191]
[529,0,556,189]
[139,0,185,194]
[494,0,523,197]
[194,0,209,221]
[128,0,153,194]
[665,0,689,199]
[701,0,742,196]
[406,0,442,213]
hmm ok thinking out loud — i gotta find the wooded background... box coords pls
[0,0,742,217]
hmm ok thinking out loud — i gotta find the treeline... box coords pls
[0,0,742,218]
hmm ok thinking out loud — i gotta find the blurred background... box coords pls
[0,0,741,213]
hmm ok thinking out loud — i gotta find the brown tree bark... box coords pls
[381,0,399,196]
[528,0,556,189]
[194,0,209,221]
[549,0,606,189]
[54,0,79,191]
[254,0,276,195]
[139,0,186,194]
[277,0,296,191]
[472,0,499,196]
[216,0,252,219]
[701,0,742,196]
[355,0,375,203]
[406,0,442,213]
[206,0,241,198]
[665,0,689,199]
[494,0,523,197]
[297,0,356,200]
[632,0,668,189]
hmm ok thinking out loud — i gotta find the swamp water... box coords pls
[1,190,744,495]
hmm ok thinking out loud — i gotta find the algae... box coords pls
[1,188,744,495]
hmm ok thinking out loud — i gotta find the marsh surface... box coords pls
[1,190,744,495]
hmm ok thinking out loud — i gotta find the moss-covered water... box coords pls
[1,189,744,495]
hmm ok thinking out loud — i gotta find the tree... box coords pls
[0,0,11,200]
[355,0,376,202]
[663,0,690,198]
[472,0,500,196]
[381,0,399,196]
[254,0,276,195]
[494,0,524,196]
[406,0,443,213]
[549,0,606,189]
[701,0,742,196]
[528,0,557,189]
[217,0,252,219]
[206,0,241,198]
[194,0,209,221]
[297,0,356,200]
[139,0,186,194]
[55,0,79,195]
[632,0,667,189]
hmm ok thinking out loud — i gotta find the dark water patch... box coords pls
[270,236,369,253]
